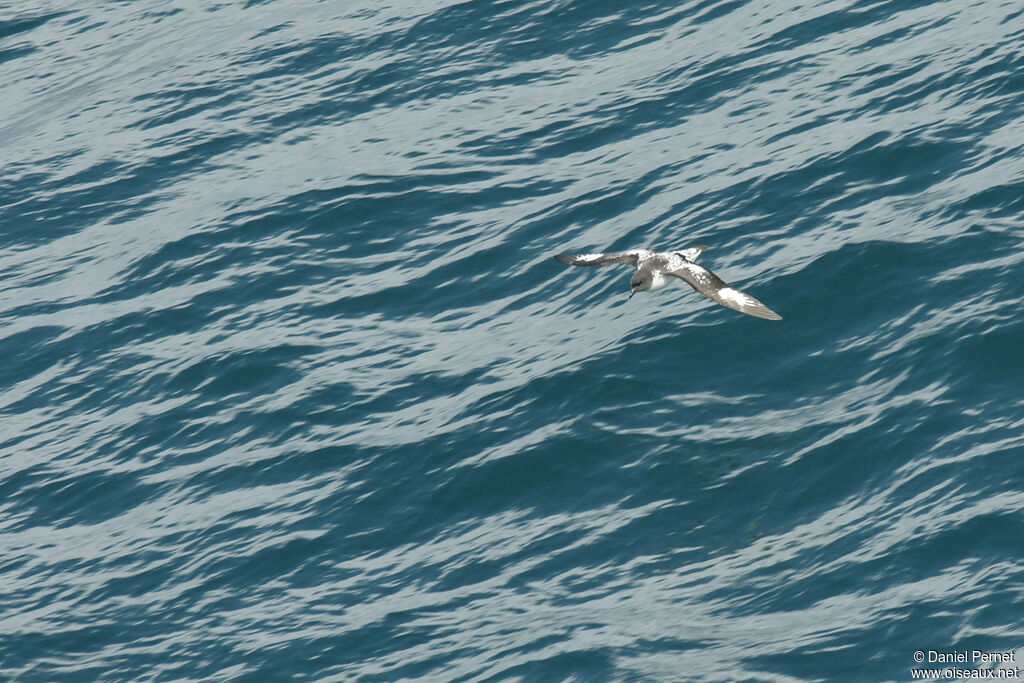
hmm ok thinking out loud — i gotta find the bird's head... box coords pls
[628,272,651,299]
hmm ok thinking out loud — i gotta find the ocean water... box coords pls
[2,0,1023,681]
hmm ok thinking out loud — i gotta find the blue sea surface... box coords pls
[2,1,1023,680]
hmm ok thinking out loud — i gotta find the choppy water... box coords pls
[2,1,1023,681]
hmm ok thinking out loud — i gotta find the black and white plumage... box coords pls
[553,246,782,320]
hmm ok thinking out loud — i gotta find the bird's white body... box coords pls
[646,271,669,291]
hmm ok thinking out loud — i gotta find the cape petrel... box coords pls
[554,246,782,320]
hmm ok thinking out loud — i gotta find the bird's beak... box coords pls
[628,289,636,300]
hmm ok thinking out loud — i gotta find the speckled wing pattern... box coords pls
[668,260,783,320]
[553,251,644,267]
[672,245,708,262]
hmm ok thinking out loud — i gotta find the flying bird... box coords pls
[553,246,782,320]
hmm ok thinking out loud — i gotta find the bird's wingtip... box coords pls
[752,307,783,321]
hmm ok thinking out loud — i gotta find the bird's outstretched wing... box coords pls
[554,251,642,267]
[668,261,782,320]
[673,245,709,262]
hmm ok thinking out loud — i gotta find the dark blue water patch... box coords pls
[600,56,799,141]
[0,465,50,527]
[528,0,683,60]
[234,27,364,81]
[760,105,829,146]
[359,366,495,424]
[767,237,984,379]
[0,10,67,42]
[691,0,749,25]
[285,173,506,260]
[427,432,630,522]
[749,130,975,227]
[131,83,237,132]
[871,521,1024,649]
[0,325,67,394]
[951,179,1024,220]
[466,117,602,164]
[954,322,1024,389]
[847,56,925,103]
[621,318,799,402]
[293,451,447,557]
[274,383,361,432]
[95,277,310,356]
[121,401,211,463]
[230,512,352,595]
[315,406,687,569]
[108,232,234,296]
[1,305,244,416]
[223,41,390,125]
[105,170,565,320]
[0,129,266,249]
[107,221,329,306]
[326,378,415,434]
[729,520,1022,678]
[156,533,331,640]
[856,55,1007,119]
[967,562,1024,635]
[14,468,157,530]
[756,1,884,52]
[238,3,567,127]
[941,45,1024,105]
[402,0,669,63]
[216,533,330,598]
[775,401,927,500]
[910,513,1024,577]
[320,255,545,320]
[494,648,618,683]
[259,0,736,130]
[853,0,952,19]
[166,345,309,400]
[1002,5,1024,25]
[99,560,178,616]
[0,165,54,233]
[265,621,425,683]
[0,156,118,248]
[1,622,119,682]
[0,44,34,66]
[497,502,707,591]
[751,643,872,682]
